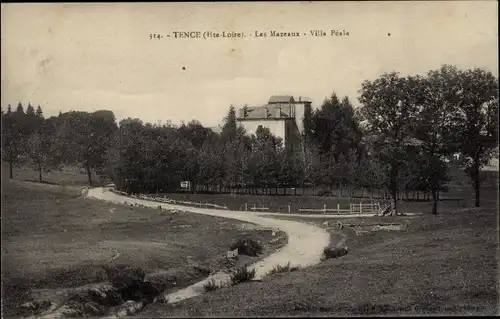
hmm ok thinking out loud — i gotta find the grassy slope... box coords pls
[140,204,498,316]
[1,179,286,316]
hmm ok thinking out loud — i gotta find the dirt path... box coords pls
[85,188,331,304]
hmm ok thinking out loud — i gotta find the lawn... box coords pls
[139,205,498,316]
[1,179,287,317]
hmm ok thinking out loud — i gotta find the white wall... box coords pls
[293,102,310,135]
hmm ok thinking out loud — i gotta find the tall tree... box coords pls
[451,68,498,207]
[312,93,362,163]
[1,104,28,178]
[413,66,458,214]
[358,73,420,215]
[220,106,248,191]
[16,102,24,114]
[35,105,43,118]
[26,118,60,182]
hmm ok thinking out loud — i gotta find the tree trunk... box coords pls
[9,160,13,179]
[391,188,398,216]
[85,162,93,187]
[431,189,438,215]
[473,160,481,207]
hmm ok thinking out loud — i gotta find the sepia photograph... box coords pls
[1,1,498,317]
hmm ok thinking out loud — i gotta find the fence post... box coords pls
[360,203,363,214]
[337,204,340,214]
[323,204,326,214]
[288,205,291,213]
[245,203,248,211]
[349,203,352,214]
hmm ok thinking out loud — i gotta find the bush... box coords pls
[101,264,162,302]
[203,278,219,292]
[322,246,349,260]
[102,264,146,291]
[268,262,300,275]
[229,238,263,257]
[230,266,256,285]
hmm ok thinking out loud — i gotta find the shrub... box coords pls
[230,266,256,285]
[101,264,161,301]
[102,264,146,290]
[229,238,263,257]
[203,278,219,292]
[268,262,300,275]
[322,246,349,260]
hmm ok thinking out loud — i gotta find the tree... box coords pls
[26,120,59,182]
[26,103,35,116]
[16,102,24,114]
[197,132,224,192]
[1,104,28,178]
[450,68,498,207]
[358,73,420,215]
[36,105,43,118]
[57,110,117,186]
[312,93,362,180]
[246,126,283,194]
[220,106,249,191]
[412,66,458,214]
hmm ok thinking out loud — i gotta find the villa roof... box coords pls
[268,95,295,104]
[240,104,291,120]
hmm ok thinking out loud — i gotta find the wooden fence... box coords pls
[111,189,392,215]
[298,202,386,215]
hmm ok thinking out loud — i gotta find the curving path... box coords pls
[85,188,331,304]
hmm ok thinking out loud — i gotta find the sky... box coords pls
[1,2,498,127]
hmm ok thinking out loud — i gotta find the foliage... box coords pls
[203,278,220,292]
[268,262,300,275]
[2,65,496,207]
[322,246,349,260]
[230,266,257,285]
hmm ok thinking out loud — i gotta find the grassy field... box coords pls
[157,169,497,214]
[4,162,103,187]
[1,179,286,316]
[139,204,498,316]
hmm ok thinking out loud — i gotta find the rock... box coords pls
[87,285,123,306]
[227,248,239,259]
[20,300,52,315]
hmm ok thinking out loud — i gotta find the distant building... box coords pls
[236,95,312,148]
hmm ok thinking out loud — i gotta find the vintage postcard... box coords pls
[1,2,498,317]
